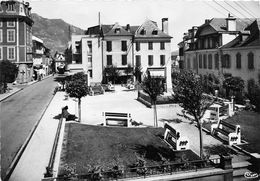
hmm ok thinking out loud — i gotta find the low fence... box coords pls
[44,157,222,181]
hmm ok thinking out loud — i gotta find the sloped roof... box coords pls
[135,19,172,38]
[195,18,254,37]
[104,23,132,36]
[221,19,260,48]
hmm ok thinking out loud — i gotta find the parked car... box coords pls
[89,82,105,96]
[102,82,115,92]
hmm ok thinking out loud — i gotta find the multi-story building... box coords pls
[179,14,260,93]
[66,18,173,91]
[0,0,34,83]
[32,35,51,80]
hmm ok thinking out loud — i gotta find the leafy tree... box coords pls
[104,65,120,84]
[201,74,220,94]
[141,72,164,127]
[133,65,142,82]
[65,72,88,122]
[0,60,18,93]
[223,75,244,98]
[173,70,214,158]
[124,64,133,81]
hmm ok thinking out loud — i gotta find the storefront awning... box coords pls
[148,69,165,77]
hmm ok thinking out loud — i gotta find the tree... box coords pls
[104,65,120,84]
[0,60,18,93]
[223,75,244,98]
[65,72,88,122]
[173,70,214,158]
[133,65,142,82]
[141,72,164,127]
[124,64,133,82]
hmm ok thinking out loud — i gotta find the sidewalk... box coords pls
[0,75,52,102]
[9,92,75,181]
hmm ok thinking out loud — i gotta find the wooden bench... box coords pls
[103,112,131,127]
[211,119,241,146]
[164,123,189,150]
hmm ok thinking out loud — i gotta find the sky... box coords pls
[27,0,260,51]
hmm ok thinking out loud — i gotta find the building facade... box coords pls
[32,35,51,80]
[0,0,34,83]
[66,18,173,91]
[179,15,260,93]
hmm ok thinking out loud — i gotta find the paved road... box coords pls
[1,76,57,179]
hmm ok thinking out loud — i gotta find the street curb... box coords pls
[4,88,56,181]
[0,88,23,102]
[0,75,52,102]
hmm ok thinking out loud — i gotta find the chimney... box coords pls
[126,24,130,32]
[162,18,168,34]
[205,19,210,24]
[226,13,236,31]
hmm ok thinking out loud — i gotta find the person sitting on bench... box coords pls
[62,106,77,121]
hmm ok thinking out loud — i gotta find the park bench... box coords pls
[103,112,131,127]
[164,123,189,150]
[211,119,241,146]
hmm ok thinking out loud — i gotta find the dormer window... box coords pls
[152,30,158,35]
[140,28,146,35]
[7,3,15,12]
[115,28,120,34]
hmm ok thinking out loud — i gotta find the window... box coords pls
[7,4,15,11]
[160,42,165,50]
[208,54,212,69]
[8,47,15,60]
[88,55,92,63]
[193,57,197,69]
[0,47,2,60]
[121,41,127,51]
[152,30,158,35]
[187,58,191,69]
[136,42,140,51]
[222,54,231,68]
[136,55,141,66]
[0,30,2,42]
[7,21,15,27]
[7,30,15,42]
[88,70,92,78]
[107,55,112,65]
[248,52,254,69]
[160,55,165,66]
[122,55,127,65]
[87,41,92,53]
[214,54,219,69]
[106,41,112,52]
[203,54,207,69]
[140,28,146,35]
[148,55,153,66]
[236,53,241,69]
[199,54,202,68]
[148,42,153,50]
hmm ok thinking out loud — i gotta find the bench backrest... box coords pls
[103,112,131,127]
[164,123,189,150]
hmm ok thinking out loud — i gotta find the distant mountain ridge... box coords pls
[31,13,84,54]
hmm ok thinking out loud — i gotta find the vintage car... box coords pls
[89,82,105,96]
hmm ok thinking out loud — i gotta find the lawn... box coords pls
[203,111,260,153]
[58,123,200,177]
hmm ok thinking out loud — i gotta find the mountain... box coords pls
[31,13,84,54]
